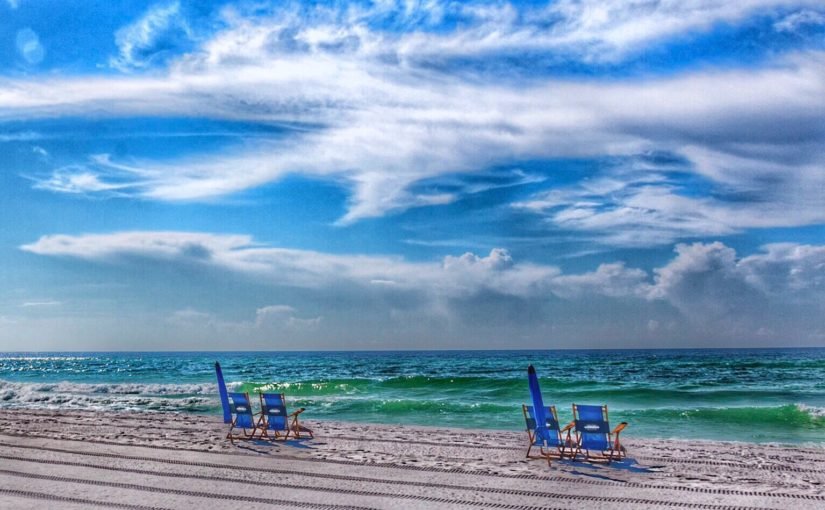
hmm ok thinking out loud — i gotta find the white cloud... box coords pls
[530,1,824,60]
[167,304,322,340]
[19,231,638,300]
[167,307,211,325]
[647,241,825,331]
[110,2,192,71]
[20,231,252,262]
[515,141,825,246]
[0,131,41,142]
[18,231,825,346]
[774,9,825,31]
[1,2,823,240]
[254,305,321,330]
[15,28,44,64]
[8,51,823,231]
[31,166,135,195]
[551,262,650,299]
[25,230,825,311]
[382,0,825,63]
[21,300,61,307]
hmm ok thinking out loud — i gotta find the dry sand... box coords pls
[0,408,823,509]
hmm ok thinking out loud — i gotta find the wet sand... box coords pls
[0,409,823,509]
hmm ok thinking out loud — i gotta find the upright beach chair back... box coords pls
[524,364,574,464]
[523,404,565,449]
[259,393,289,436]
[257,392,314,440]
[226,392,257,443]
[571,403,628,463]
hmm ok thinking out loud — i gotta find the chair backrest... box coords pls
[228,392,255,428]
[523,404,563,447]
[260,393,288,431]
[573,404,610,451]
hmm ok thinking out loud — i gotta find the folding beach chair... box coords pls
[226,392,258,444]
[522,404,574,461]
[257,393,313,440]
[571,403,628,463]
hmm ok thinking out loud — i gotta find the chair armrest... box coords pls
[612,422,628,435]
[560,421,575,433]
[288,407,306,417]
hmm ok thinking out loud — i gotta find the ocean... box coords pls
[1,349,824,445]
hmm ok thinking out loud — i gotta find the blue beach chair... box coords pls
[257,393,313,440]
[226,392,258,443]
[571,403,628,463]
[522,404,574,460]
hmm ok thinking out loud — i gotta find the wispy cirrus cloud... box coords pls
[21,300,61,307]
[2,1,824,243]
[774,9,825,32]
[7,50,825,232]
[394,1,825,63]
[110,2,194,71]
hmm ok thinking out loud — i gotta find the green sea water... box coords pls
[1,349,824,444]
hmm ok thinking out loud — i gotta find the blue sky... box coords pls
[1,0,824,350]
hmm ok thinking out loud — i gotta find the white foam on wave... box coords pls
[796,403,825,418]
[0,379,219,412]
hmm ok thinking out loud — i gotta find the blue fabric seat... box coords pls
[571,403,628,463]
[257,393,313,440]
[226,392,258,443]
[522,404,574,459]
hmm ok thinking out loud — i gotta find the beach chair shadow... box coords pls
[567,456,659,483]
[522,404,574,462]
[257,392,314,441]
[226,392,259,444]
[570,403,628,464]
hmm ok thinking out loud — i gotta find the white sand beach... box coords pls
[0,409,823,509]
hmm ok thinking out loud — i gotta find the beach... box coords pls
[1,409,824,509]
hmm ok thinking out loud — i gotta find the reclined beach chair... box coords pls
[522,404,574,460]
[226,392,258,444]
[570,403,628,463]
[257,393,313,440]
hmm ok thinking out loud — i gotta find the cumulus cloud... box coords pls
[18,231,825,345]
[552,263,650,299]
[646,242,825,339]
[19,231,639,300]
[22,231,825,309]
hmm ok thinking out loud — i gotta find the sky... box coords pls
[1,0,824,351]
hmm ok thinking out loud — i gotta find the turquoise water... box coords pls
[1,349,824,445]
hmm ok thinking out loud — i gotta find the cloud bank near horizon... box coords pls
[17,231,825,348]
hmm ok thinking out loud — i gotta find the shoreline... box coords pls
[2,403,824,448]
[1,408,824,509]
